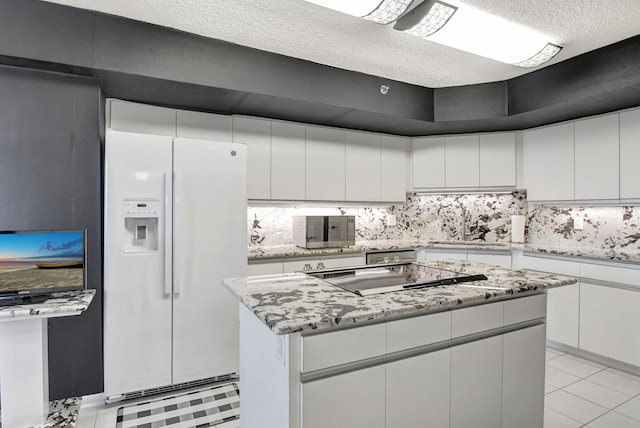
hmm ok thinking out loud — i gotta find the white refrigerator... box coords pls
[104,130,247,399]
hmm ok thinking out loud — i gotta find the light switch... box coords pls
[387,214,397,227]
[573,215,584,230]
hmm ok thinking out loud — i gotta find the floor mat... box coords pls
[115,383,240,428]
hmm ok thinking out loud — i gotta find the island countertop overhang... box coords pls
[223,260,576,336]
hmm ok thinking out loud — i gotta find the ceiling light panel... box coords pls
[405,1,457,38]
[513,43,562,68]
[397,2,561,67]
[304,0,412,24]
[364,0,414,24]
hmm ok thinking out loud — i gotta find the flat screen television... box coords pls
[0,229,86,306]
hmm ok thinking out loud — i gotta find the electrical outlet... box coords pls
[387,214,397,227]
[573,215,584,230]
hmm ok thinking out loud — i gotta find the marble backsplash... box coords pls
[248,191,527,247]
[528,205,640,252]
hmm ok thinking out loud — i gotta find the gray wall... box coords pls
[0,65,103,398]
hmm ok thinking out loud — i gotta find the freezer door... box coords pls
[172,138,247,383]
[104,130,173,397]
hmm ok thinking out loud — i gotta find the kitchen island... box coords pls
[223,260,576,428]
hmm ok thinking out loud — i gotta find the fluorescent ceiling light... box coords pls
[395,1,562,67]
[394,0,457,37]
[304,0,413,24]
[512,43,563,68]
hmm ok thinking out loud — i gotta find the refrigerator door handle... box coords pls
[173,171,182,296]
[164,172,172,296]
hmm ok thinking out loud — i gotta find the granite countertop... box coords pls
[223,260,576,335]
[248,240,640,265]
[524,245,640,264]
[0,289,95,320]
[247,239,513,260]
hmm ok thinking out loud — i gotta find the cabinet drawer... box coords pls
[452,302,503,338]
[519,255,579,277]
[301,323,386,372]
[386,312,451,354]
[579,262,640,287]
[503,294,546,325]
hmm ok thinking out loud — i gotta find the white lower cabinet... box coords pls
[546,283,579,347]
[579,282,640,367]
[248,254,364,275]
[423,248,467,262]
[302,366,386,428]
[467,251,511,268]
[247,260,284,276]
[450,335,504,428]
[502,324,546,428]
[386,349,451,428]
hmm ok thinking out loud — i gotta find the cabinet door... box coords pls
[479,132,516,187]
[386,349,450,428]
[502,325,546,428]
[620,109,640,199]
[446,135,480,188]
[233,116,271,200]
[380,135,407,202]
[108,99,176,136]
[271,121,306,200]
[523,123,574,201]
[546,283,579,347]
[579,282,640,366]
[412,136,445,188]
[176,110,232,141]
[346,131,380,202]
[302,365,385,428]
[574,114,620,200]
[306,126,346,201]
[450,335,503,428]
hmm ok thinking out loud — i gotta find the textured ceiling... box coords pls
[42,0,640,88]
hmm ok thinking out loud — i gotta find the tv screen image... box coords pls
[0,230,86,301]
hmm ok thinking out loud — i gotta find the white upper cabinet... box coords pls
[445,135,480,188]
[412,136,445,188]
[233,116,271,200]
[620,109,640,199]
[176,110,232,141]
[523,123,575,201]
[108,99,176,136]
[479,133,516,187]
[380,135,408,202]
[574,114,620,200]
[306,126,346,201]
[270,121,305,200]
[346,131,381,202]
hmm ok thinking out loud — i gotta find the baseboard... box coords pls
[547,339,640,377]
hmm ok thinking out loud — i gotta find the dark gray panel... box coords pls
[0,65,103,398]
[99,70,248,114]
[0,0,95,68]
[94,13,433,121]
[434,82,507,122]
[508,35,640,115]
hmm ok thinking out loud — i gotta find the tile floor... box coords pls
[75,348,640,428]
[544,348,640,428]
